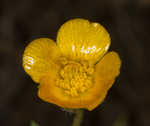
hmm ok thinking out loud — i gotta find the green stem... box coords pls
[72,109,84,126]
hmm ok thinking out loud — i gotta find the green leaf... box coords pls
[30,120,39,126]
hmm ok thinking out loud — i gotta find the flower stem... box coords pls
[72,109,84,126]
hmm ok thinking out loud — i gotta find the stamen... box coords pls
[56,58,94,97]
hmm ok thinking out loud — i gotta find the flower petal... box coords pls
[57,18,110,64]
[87,51,121,110]
[22,38,60,83]
[38,63,117,111]
[95,51,121,87]
[38,74,99,110]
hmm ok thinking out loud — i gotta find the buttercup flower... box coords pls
[23,18,121,111]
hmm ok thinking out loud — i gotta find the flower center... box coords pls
[56,58,94,97]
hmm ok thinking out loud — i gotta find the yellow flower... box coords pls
[22,18,121,111]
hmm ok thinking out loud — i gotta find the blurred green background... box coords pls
[0,0,149,126]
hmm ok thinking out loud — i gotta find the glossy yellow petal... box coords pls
[87,79,114,110]
[38,69,112,111]
[95,51,121,88]
[22,38,60,83]
[88,51,121,110]
[57,18,110,64]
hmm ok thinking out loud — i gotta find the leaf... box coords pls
[30,120,39,126]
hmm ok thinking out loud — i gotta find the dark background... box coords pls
[0,0,150,126]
